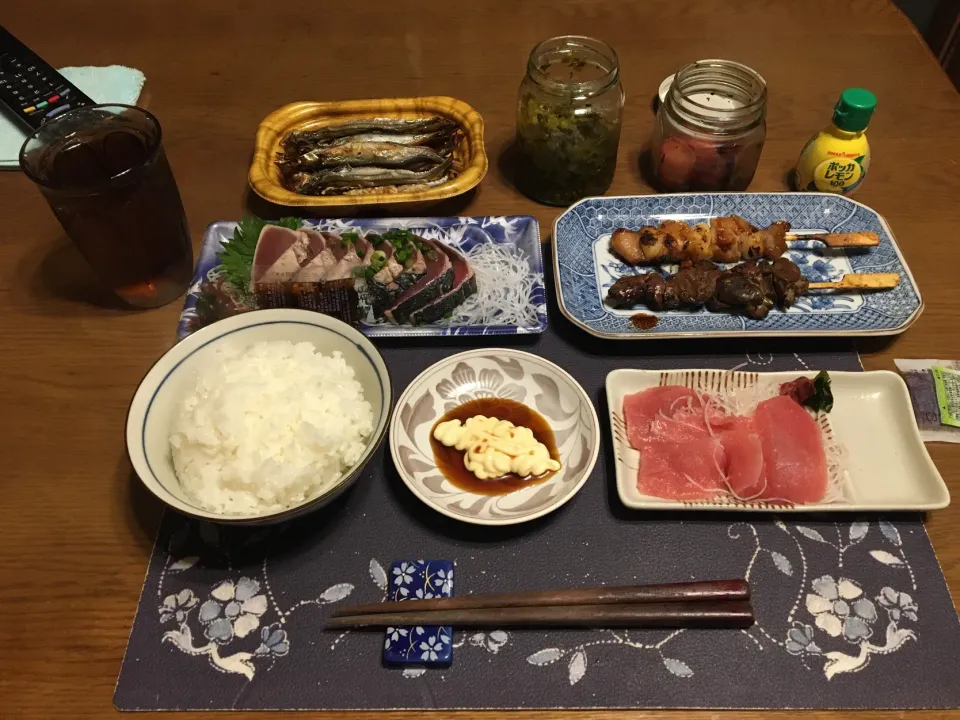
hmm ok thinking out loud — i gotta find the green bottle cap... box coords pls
[832,88,877,132]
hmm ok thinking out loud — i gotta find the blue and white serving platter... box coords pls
[553,193,923,339]
[177,216,547,340]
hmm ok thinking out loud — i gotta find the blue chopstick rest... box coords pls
[383,560,454,666]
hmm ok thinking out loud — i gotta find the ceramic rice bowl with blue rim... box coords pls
[553,192,923,339]
[126,309,392,524]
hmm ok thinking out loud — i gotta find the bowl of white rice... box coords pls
[126,309,391,524]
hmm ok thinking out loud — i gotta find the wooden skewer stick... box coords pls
[808,273,901,291]
[786,231,880,247]
[326,600,755,630]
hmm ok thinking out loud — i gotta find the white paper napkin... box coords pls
[0,65,145,167]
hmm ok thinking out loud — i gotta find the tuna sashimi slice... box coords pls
[754,395,828,503]
[324,232,364,280]
[295,229,337,282]
[407,243,477,325]
[622,386,703,448]
[383,240,453,324]
[719,423,766,499]
[636,435,726,500]
[252,225,314,283]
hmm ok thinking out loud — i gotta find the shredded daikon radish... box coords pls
[443,242,539,327]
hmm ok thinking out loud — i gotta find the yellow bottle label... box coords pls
[794,125,870,195]
[812,156,864,193]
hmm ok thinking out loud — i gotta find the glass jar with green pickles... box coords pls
[515,36,624,206]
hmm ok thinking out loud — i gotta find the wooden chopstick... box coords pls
[808,272,900,291]
[331,579,749,618]
[786,231,880,247]
[326,599,755,630]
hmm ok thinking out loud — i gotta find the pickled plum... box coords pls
[656,137,696,190]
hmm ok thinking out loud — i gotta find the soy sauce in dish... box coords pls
[429,398,560,495]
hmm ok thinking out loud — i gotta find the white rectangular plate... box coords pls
[606,369,949,512]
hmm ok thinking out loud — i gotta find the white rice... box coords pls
[169,340,374,514]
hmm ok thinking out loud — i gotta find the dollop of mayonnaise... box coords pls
[433,415,561,480]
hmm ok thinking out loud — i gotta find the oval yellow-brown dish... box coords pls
[249,96,487,209]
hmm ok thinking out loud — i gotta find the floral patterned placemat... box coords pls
[114,331,960,710]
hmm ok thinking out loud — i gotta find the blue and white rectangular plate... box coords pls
[553,193,923,339]
[177,216,547,340]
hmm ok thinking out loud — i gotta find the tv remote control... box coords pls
[0,25,95,132]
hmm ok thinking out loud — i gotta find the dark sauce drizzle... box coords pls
[429,398,560,495]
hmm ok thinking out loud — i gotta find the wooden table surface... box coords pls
[2,0,959,718]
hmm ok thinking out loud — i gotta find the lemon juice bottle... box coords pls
[794,88,876,195]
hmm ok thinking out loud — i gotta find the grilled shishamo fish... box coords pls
[276,115,462,196]
[281,117,458,153]
[290,158,453,195]
[278,142,448,172]
[323,130,453,147]
[610,216,790,265]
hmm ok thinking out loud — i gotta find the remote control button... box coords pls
[24,105,36,113]
[35,101,47,109]
[48,94,59,103]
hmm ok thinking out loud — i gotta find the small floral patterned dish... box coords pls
[553,192,923,339]
[383,560,454,666]
[390,349,600,526]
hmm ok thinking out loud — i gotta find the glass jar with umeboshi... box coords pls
[652,60,766,192]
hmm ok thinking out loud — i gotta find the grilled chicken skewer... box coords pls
[610,217,789,265]
[610,216,879,266]
[606,258,808,320]
[607,259,899,320]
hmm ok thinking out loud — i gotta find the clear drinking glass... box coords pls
[20,104,193,308]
